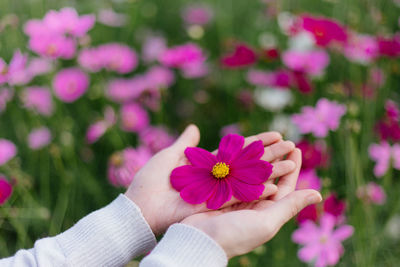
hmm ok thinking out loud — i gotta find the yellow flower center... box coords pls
[212,162,230,179]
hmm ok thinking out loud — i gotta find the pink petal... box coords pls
[180,177,217,205]
[292,221,320,244]
[217,134,244,163]
[229,177,264,202]
[230,159,273,184]
[320,213,336,234]
[184,147,217,168]
[233,140,264,162]
[170,165,214,191]
[298,243,321,262]
[332,225,354,241]
[392,144,400,170]
[206,180,232,209]
[324,244,342,266]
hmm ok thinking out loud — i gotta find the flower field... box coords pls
[1,0,400,266]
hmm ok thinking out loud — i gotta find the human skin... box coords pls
[125,124,297,235]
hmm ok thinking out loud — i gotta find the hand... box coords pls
[181,149,323,258]
[125,124,297,234]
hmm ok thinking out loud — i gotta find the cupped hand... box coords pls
[125,124,296,234]
[181,149,323,258]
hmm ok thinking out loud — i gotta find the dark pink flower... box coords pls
[297,204,318,224]
[0,139,17,166]
[0,176,12,205]
[323,193,346,219]
[301,15,348,47]
[139,126,175,153]
[297,139,328,170]
[292,71,313,93]
[107,146,152,187]
[28,127,52,150]
[120,103,149,132]
[378,36,400,58]
[21,86,53,116]
[170,134,273,209]
[53,68,89,103]
[296,169,321,191]
[221,44,257,68]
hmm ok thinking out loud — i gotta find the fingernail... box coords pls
[307,192,322,204]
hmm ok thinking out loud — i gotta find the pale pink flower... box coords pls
[0,139,17,166]
[368,142,400,177]
[0,87,13,113]
[159,43,205,68]
[78,48,104,72]
[181,61,209,78]
[282,50,330,76]
[139,126,175,153]
[107,146,152,187]
[181,4,213,26]
[27,57,53,76]
[106,76,147,103]
[21,86,53,116]
[292,98,346,138]
[142,36,167,63]
[29,34,76,59]
[98,9,127,27]
[357,182,386,205]
[53,68,89,103]
[99,43,138,74]
[120,103,149,132]
[344,34,379,64]
[220,124,242,138]
[7,51,32,86]
[145,66,175,89]
[296,169,321,191]
[86,121,109,144]
[28,127,52,150]
[292,214,353,267]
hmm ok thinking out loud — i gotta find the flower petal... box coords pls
[233,140,264,162]
[206,180,232,209]
[184,147,217,168]
[180,176,217,205]
[298,243,321,262]
[217,134,244,163]
[230,159,273,184]
[332,225,354,241]
[229,178,264,202]
[292,221,320,244]
[170,165,212,191]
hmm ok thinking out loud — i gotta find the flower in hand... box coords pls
[170,134,273,209]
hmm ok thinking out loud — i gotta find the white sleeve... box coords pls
[140,224,228,267]
[0,194,157,267]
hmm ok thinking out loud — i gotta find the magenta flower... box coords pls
[139,126,175,153]
[297,204,318,224]
[246,69,291,89]
[28,127,52,150]
[376,100,400,142]
[301,15,348,47]
[0,176,12,205]
[181,4,214,26]
[21,87,53,116]
[120,103,149,132]
[344,34,379,64]
[0,139,17,166]
[53,68,89,103]
[297,139,329,170]
[323,193,346,220]
[292,98,346,138]
[368,142,400,177]
[159,43,205,68]
[357,182,386,205]
[170,134,273,209]
[107,146,152,187]
[378,36,400,58]
[296,169,321,191]
[221,44,257,68]
[292,213,353,267]
[282,50,330,76]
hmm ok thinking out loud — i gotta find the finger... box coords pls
[170,124,200,153]
[262,140,295,162]
[269,160,296,180]
[261,189,322,229]
[270,148,302,200]
[243,132,282,147]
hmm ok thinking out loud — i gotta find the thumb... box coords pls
[264,189,322,229]
[171,124,200,153]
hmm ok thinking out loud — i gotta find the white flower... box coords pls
[270,115,301,142]
[254,87,293,112]
[288,31,316,51]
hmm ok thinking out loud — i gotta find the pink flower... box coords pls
[368,142,400,177]
[0,139,17,166]
[98,9,127,27]
[181,4,213,26]
[0,59,8,85]
[378,36,400,58]
[297,204,318,224]
[28,127,52,150]
[27,57,53,77]
[220,124,242,138]
[282,50,330,76]
[145,66,175,89]
[86,121,109,144]
[221,44,257,68]
[292,214,353,267]
[159,43,205,68]
[376,100,400,142]
[7,51,32,86]
[344,34,379,64]
[21,86,53,116]
[142,36,167,63]
[301,15,348,47]
[181,61,209,78]
[297,139,329,170]
[296,169,321,191]
[120,103,149,132]
[292,71,313,93]
[357,182,386,205]
[323,193,346,219]
[292,98,346,138]
[0,87,13,113]
[107,146,152,187]
[139,126,175,153]
[99,43,138,74]
[29,34,76,59]
[53,68,89,103]
[170,134,273,209]
[106,77,145,103]
[78,48,104,72]
[246,69,291,89]
[0,176,12,205]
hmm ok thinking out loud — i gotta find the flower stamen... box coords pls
[212,162,230,179]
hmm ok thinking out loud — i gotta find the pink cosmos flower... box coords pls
[145,66,175,89]
[120,103,149,132]
[98,9,127,27]
[159,43,205,68]
[28,127,52,150]
[139,126,175,153]
[378,36,400,58]
[301,15,348,47]
[368,142,400,177]
[170,134,273,209]
[106,77,144,103]
[181,4,214,26]
[0,139,17,166]
[297,204,318,224]
[53,68,89,103]
[292,71,313,93]
[246,69,291,89]
[282,50,330,76]
[344,34,379,64]
[29,34,76,59]
[6,51,32,86]
[323,193,346,220]
[296,169,321,191]
[142,36,167,63]
[0,87,13,113]
[99,43,138,74]
[221,44,257,68]
[107,146,152,187]
[21,87,53,116]
[27,57,53,77]
[297,139,329,170]
[357,182,386,205]
[220,124,242,138]
[0,176,12,205]
[376,100,400,142]
[181,61,209,78]
[86,121,109,144]
[78,48,104,72]
[292,213,353,267]
[292,98,346,138]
